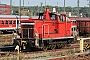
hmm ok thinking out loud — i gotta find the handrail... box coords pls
[42,24,49,38]
[77,37,90,41]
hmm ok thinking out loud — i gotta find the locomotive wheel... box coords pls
[57,44,61,48]
[48,45,51,49]
[50,45,56,50]
[71,39,75,44]
[42,46,47,51]
[61,43,65,48]
[68,40,73,44]
[41,43,48,51]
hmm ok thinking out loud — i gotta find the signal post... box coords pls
[77,38,90,52]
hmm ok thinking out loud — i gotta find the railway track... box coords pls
[0,36,90,60]
[49,52,90,60]
[0,38,90,53]
[0,44,89,60]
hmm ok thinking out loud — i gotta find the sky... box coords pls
[0,0,89,7]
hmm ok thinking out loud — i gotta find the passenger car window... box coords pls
[9,20,12,24]
[13,21,16,24]
[2,20,4,25]
[6,20,8,24]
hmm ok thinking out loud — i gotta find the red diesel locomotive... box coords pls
[14,8,77,50]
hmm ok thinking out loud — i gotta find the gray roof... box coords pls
[30,16,39,19]
[0,15,29,18]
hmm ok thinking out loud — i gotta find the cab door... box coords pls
[58,15,66,36]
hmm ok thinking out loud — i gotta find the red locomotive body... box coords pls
[0,15,29,33]
[15,8,75,51]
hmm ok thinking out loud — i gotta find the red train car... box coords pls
[0,15,29,33]
[69,17,90,36]
[14,8,76,51]
[76,18,90,36]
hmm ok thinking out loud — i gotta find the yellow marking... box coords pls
[85,44,90,49]
[21,40,27,45]
[85,44,88,47]
[21,40,26,43]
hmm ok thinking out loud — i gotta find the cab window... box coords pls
[50,13,57,20]
[39,13,44,19]
[50,15,55,20]
[59,16,65,22]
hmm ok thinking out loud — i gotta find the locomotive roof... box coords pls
[0,15,29,18]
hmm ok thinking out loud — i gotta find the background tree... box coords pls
[11,5,90,17]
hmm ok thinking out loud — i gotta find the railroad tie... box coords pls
[64,56,70,60]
